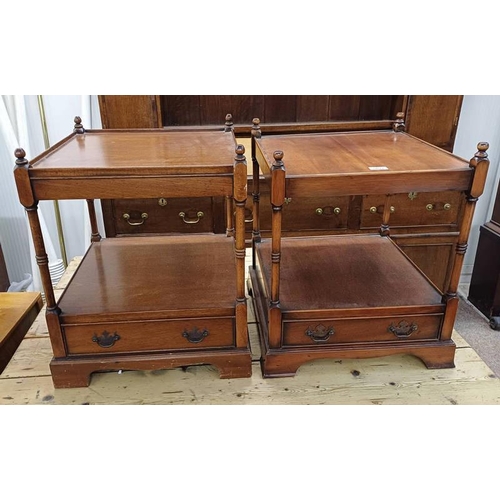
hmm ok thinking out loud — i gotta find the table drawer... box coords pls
[361,191,462,229]
[64,317,235,355]
[112,197,215,234]
[282,314,443,347]
[249,194,349,231]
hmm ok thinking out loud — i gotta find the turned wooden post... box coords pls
[269,150,286,349]
[441,142,490,340]
[74,116,85,134]
[224,114,235,237]
[393,111,406,132]
[251,117,262,269]
[13,148,66,358]
[380,195,393,237]
[86,200,102,242]
[234,144,248,348]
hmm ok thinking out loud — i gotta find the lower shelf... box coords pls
[251,234,454,377]
[47,235,251,387]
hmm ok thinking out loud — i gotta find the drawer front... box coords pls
[361,191,463,229]
[249,193,349,232]
[112,197,215,234]
[282,314,442,347]
[64,317,235,355]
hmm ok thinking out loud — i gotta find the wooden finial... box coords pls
[251,118,261,138]
[393,111,406,132]
[475,142,489,159]
[235,144,246,160]
[224,113,234,132]
[14,148,28,166]
[74,116,85,134]
[273,150,284,168]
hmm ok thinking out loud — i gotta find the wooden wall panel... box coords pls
[162,96,201,126]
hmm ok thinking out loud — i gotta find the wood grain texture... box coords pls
[257,131,469,177]
[31,130,235,174]
[1,334,497,404]
[0,292,42,373]
[99,95,161,128]
[256,235,443,311]
[57,235,238,322]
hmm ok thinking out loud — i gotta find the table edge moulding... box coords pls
[247,113,490,378]
[13,116,252,388]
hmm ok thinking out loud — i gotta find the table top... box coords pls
[0,292,43,345]
[256,130,469,176]
[30,129,238,177]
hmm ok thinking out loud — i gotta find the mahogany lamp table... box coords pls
[13,118,251,388]
[249,118,490,377]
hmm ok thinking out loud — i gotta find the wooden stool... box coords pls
[0,292,43,374]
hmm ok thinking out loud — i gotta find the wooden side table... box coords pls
[248,116,489,377]
[13,117,251,388]
[0,292,43,374]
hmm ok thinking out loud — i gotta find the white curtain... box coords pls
[0,95,103,292]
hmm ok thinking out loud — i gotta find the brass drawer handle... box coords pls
[388,320,418,338]
[305,324,335,342]
[369,206,395,214]
[182,327,209,343]
[123,212,148,225]
[92,330,121,348]
[179,211,204,224]
[427,203,452,211]
[316,206,341,216]
[245,216,254,223]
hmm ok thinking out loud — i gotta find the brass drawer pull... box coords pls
[182,327,209,343]
[369,206,395,214]
[427,203,451,211]
[245,216,254,223]
[388,320,418,338]
[123,212,148,225]
[305,324,335,342]
[316,206,341,216]
[92,330,121,348]
[179,211,204,224]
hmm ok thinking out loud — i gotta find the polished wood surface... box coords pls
[58,235,237,321]
[0,292,43,373]
[14,120,252,387]
[250,127,488,377]
[256,131,469,177]
[256,235,442,311]
[32,130,235,175]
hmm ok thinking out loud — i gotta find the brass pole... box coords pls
[37,95,68,267]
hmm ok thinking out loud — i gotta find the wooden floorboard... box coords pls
[1,257,499,405]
